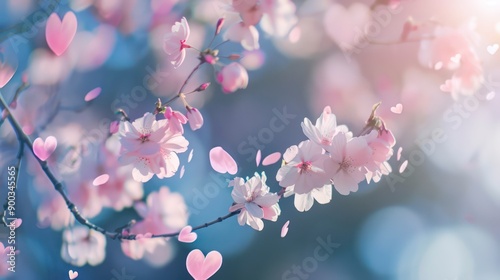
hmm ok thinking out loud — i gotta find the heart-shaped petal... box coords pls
[46,12,78,56]
[186,249,223,280]
[390,103,403,114]
[262,152,281,166]
[33,136,58,161]
[178,226,197,243]
[323,3,371,50]
[487,44,499,55]
[69,270,78,279]
[209,147,237,175]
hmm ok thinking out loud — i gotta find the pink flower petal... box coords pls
[256,149,261,167]
[0,62,16,88]
[84,87,101,102]
[397,147,403,161]
[92,174,109,186]
[399,160,408,173]
[188,149,194,163]
[262,152,282,166]
[281,220,290,238]
[178,226,197,243]
[209,147,238,175]
[179,165,185,179]
[46,12,78,56]
[186,249,223,280]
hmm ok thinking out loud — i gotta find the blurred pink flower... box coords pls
[260,0,298,37]
[216,62,249,93]
[61,226,106,266]
[118,113,189,182]
[163,17,191,68]
[37,195,72,230]
[186,107,203,131]
[363,125,396,183]
[224,22,260,50]
[229,172,281,231]
[327,132,373,195]
[121,187,188,260]
[276,140,331,194]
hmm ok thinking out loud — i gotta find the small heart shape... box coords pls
[390,103,403,114]
[186,249,223,280]
[487,44,499,55]
[0,61,16,88]
[209,147,238,175]
[178,226,198,243]
[449,53,461,64]
[46,12,78,56]
[68,270,78,279]
[33,136,58,161]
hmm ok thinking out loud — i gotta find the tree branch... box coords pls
[0,91,239,241]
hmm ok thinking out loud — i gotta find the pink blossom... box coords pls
[362,125,396,183]
[61,226,106,266]
[224,22,260,50]
[327,132,373,195]
[217,62,249,93]
[229,172,281,231]
[163,17,191,68]
[301,106,352,148]
[284,183,332,212]
[118,113,189,182]
[121,187,188,260]
[260,0,298,37]
[37,195,72,230]
[164,106,188,134]
[186,107,204,131]
[276,140,331,195]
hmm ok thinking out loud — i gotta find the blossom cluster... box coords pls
[276,105,396,212]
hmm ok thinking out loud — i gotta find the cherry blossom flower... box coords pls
[121,187,188,260]
[185,107,204,131]
[276,140,331,195]
[61,226,106,266]
[363,126,396,183]
[229,172,281,231]
[327,132,373,195]
[301,106,352,148]
[118,113,189,182]
[163,17,191,68]
[164,106,188,134]
[224,22,260,51]
[217,62,249,93]
[283,183,332,212]
[37,195,73,230]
